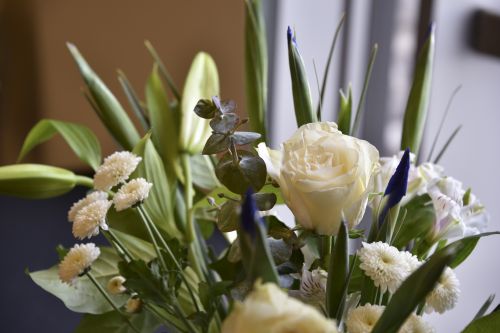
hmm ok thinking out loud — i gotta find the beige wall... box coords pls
[0,0,244,172]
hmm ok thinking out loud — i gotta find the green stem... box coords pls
[103,229,134,261]
[136,206,169,272]
[181,154,206,280]
[143,303,187,333]
[173,303,200,333]
[320,235,332,270]
[75,175,94,188]
[138,205,202,314]
[86,272,140,333]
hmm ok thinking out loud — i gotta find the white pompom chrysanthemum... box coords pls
[400,314,435,333]
[68,191,108,222]
[113,178,153,211]
[107,276,127,294]
[58,243,100,285]
[358,242,411,293]
[425,267,460,314]
[346,304,385,333]
[401,250,422,271]
[72,200,112,239]
[93,151,142,191]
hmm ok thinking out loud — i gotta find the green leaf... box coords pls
[180,52,219,154]
[203,133,230,155]
[287,28,317,127]
[18,119,102,170]
[351,44,378,136]
[433,125,462,164]
[473,294,495,321]
[326,222,348,320]
[74,310,161,333]
[29,248,128,314]
[146,64,179,181]
[393,195,434,248]
[462,308,500,333]
[144,40,181,101]
[210,113,240,133]
[436,232,500,269]
[337,86,352,134]
[217,200,240,232]
[371,242,461,333]
[253,192,277,211]
[190,154,221,193]
[215,151,267,194]
[317,13,345,119]
[109,228,156,261]
[244,0,267,139]
[266,215,300,246]
[400,25,435,156]
[67,43,140,151]
[0,164,78,199]
[132,135,183,239]
[117,70,150,131]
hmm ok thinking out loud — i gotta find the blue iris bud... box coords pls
[379,148,410,226]
[241,188,261,240]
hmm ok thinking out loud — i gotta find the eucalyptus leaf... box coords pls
[210,113,239,133]
[232,132,261,146]
[215,151,266,194]
[29,248,128,314]
[218,200,241,232]
[74,310,161,333]
[253,192,277,211]
[400,25,435,156]
[18,119,101,170]
[203,133,230,155]
[67,43,140,151]
[0,164,78,199]
[194,99,217,119]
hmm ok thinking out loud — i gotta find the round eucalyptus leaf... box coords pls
[253,192,277,211]
[232,131,261,146]
[194,99,218,119]
[217,200,241,232]
[203,133,230,155]
[210,113,239,133]
[215,150,266,194]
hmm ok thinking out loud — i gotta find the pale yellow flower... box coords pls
[93,151,141,191]
[68,191,108,222]
[72,200,111,239]
[58,243,100,285]
[346,304,385,333]
[113,178,152,211]
[222,281,338,333]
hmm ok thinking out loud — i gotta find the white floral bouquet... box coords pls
[0,2,497,333]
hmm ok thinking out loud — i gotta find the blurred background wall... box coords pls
[1,0,500,332]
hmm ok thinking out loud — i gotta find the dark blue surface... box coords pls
[0,189,86,332]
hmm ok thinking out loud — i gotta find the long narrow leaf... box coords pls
[67,43,140,151]
[473,294,495,321]
[117,70,150,131]
[400,24,435,156]
[463,308,500,333]
[245,0,268,139]
[371,242,462,333]
[144,40,181,101]
[287,27,317,127]
[337,86,352,134]
[18,119,101,170]
[317,13,346,118]
[326,222,348,320]
[351,44,378,136]
[433,125,462,164]
[426,85,461,161]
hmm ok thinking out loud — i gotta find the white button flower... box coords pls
[346,303,385,333]
[93,151,142,191]
[72,200,112,239]
[58,243,100,285]
[358,242,414,293]
[68,191,108,222]
[425,267,460,314]
[113,178,153,211]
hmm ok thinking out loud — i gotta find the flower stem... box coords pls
[86,272,140,333]
[136,206,169,273]
[137,205,202,314]
[103,229,134,261]
[75,175,94,188]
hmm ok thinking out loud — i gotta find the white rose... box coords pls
[258,122,379,235]
[221,281,338,333]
